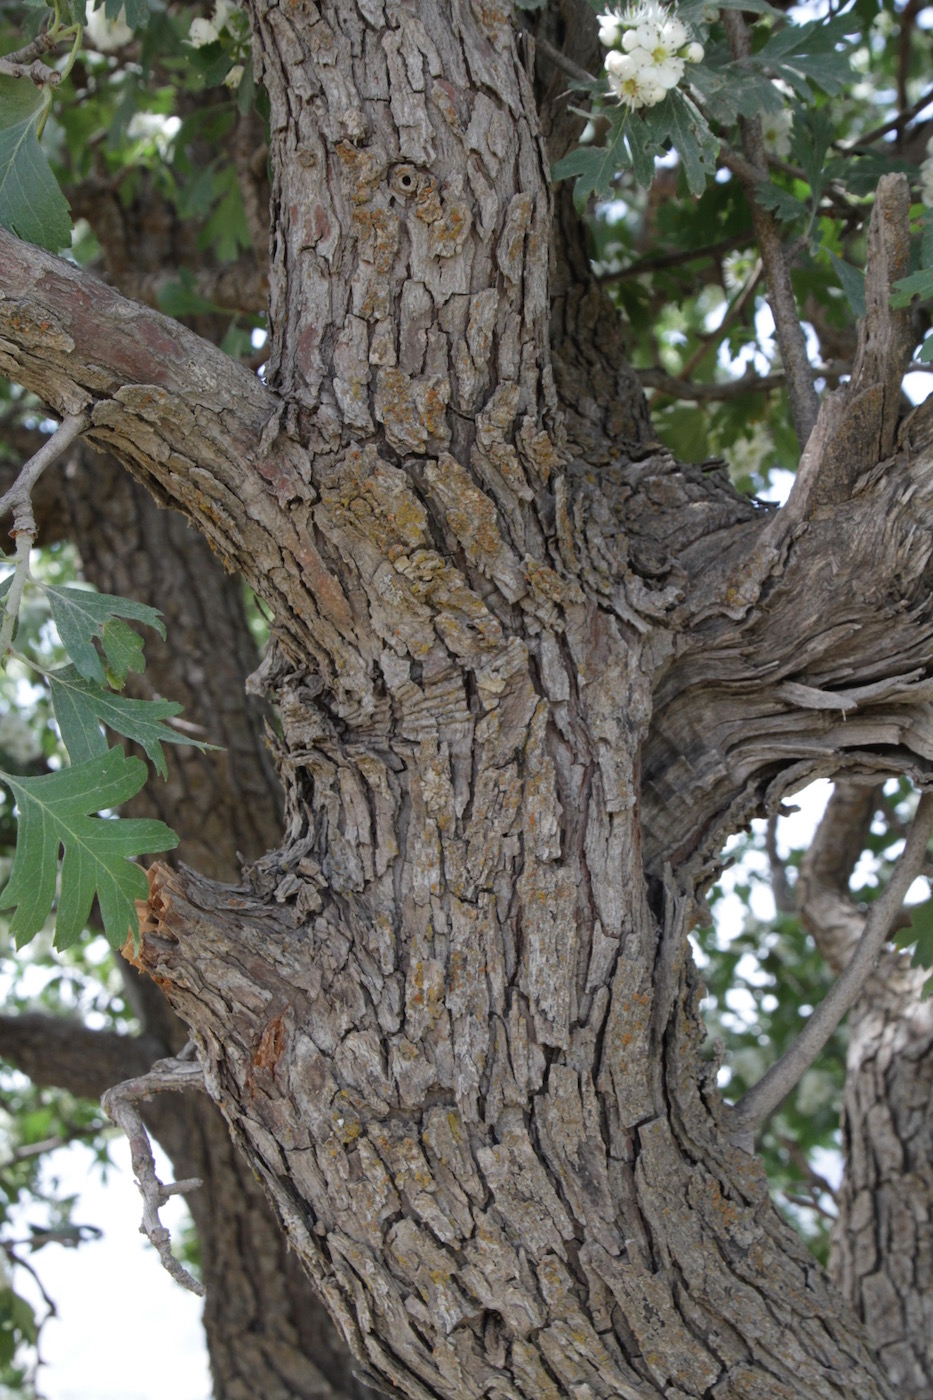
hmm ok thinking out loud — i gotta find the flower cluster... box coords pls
[187,1,249,90]
[598,3,703,110]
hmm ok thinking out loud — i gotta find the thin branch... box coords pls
[723,12,820,449]
[677,259,764,381]
[777,1133,839,1204]
[0,55,61,84]
[896,0,922,143]
[838,81,933,151]
[101,1049,207,1296]
[765,815,795,915]
[0,29,60,71]
[0,412,87,657]
[533,34,598,88]
[597,229,754,283]
[730,790,933,1140]
[638,367,785,401]
[0,411,87,538]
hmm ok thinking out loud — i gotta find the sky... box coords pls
[13,1138,209,1400]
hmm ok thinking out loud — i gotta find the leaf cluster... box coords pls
[0,572,217,951]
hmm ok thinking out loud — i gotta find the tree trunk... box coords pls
[3,2,933,1397]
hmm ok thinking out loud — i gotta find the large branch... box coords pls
[0,231,356,674]
[0,1012,163,1099]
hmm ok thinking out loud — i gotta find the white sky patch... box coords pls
[11,1140,209,1400]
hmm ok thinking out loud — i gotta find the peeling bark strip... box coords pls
[3,1,933,1397]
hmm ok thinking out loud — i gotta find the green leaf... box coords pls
[686,58,784,123]
[790,103,833,198]
[156,267,224,319]
[891,266,933,309]
[895,899,933,994]
[652,89,719,197]
[918,333,933,364]
[104,0,151,25]
[0,748,178,950]
[678,0,777,18]
[101,617,146,686]
[756,181,809,225]
[48,665,215,777]
[0,76,72,251]
[828,252,866,320]
[753,14,856,98]
[41,585,164,686]
[552,119,634,203]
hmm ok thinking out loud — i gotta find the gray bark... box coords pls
[1,4,932,1397]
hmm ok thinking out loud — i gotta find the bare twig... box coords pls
[598,230,753,283]
[638,367,785,402]
[0,412,88,658]
[0,56,61,84]
[533,34,598,88]
[101,1050,207,1296]
[723,12,820,449]
[0,411,88,538]
[838,81,933,151]
[730,790,933,1141]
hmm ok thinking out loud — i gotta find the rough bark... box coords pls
[1,4,933,1398]
[799,785,933,1399]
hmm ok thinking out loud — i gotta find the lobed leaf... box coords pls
[48,665,215,776]
[890,266,933,309]
[41,585,164,686]
[0,748,178,950]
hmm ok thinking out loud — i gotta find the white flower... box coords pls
[602,2,697,108]
[598,9,624,46]
[607,53,668,109]
[224,63,245,88]
[213,0,239,30]
[652,52,686,88]
[761,107,793,159]
[84,1,133,51]
[188,16,219,46]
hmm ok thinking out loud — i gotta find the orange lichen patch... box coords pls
[253,1014,288,1073]
[427,199,471,259]
[518,422,562,484]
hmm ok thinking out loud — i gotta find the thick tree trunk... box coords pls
[3,3,933,1397]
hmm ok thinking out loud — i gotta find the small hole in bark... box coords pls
[391,164,419,197]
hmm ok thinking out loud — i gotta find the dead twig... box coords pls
[101,1047,206,1297]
